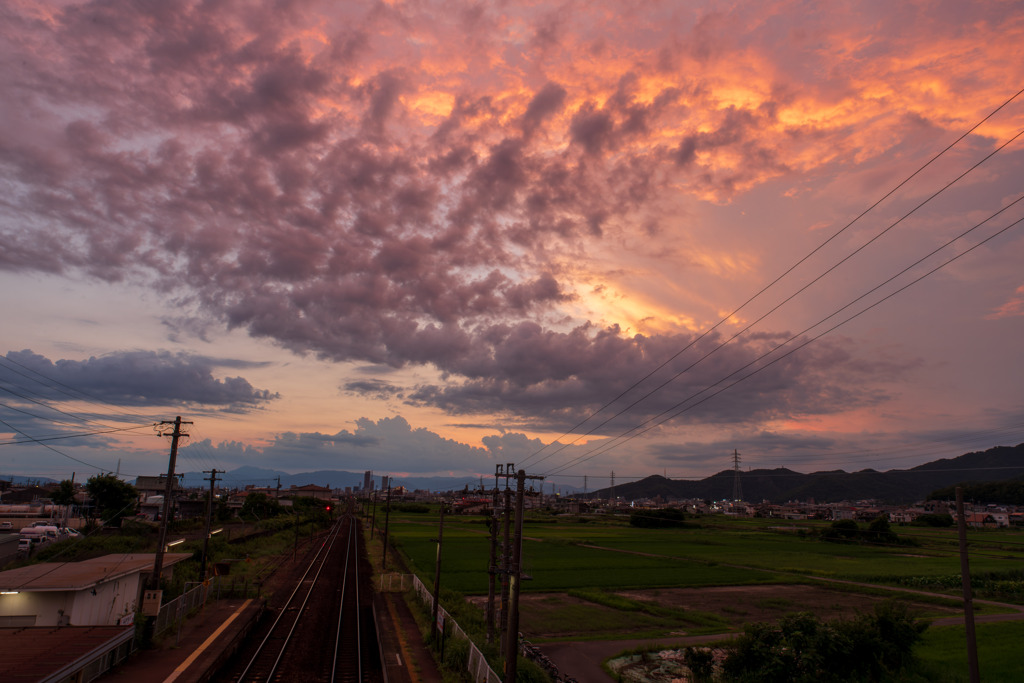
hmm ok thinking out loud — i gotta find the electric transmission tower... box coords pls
[732,449,743,501]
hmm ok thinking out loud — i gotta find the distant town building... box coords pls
[288,484,333,501]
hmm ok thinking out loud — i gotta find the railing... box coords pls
[382,573,502,683]
[153,580,212,636]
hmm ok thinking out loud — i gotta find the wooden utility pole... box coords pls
[151,416,191,590]
[956,487,981,683]
[199,468,219,582]
[504,467,544,683]
[431,501,446,644]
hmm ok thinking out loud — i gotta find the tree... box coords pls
[85,474,138,526]
[866,515,899,545]
[240,492,284,520]
[51,479,77,506]
[820,519,859,543]
[722,601,926,682]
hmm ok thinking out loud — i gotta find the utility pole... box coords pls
[381,480,392,570]
[609,470,615,504]
[504,467,544,683]
[486,482,499,644]
[275,475,281,500]
[956,487,981,683]
[199,468,219,582]
[370,489,378,539]
[151,417,191,590]
[431,501,446,643]
[499,464,513,655]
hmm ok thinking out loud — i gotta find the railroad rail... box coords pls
[225,510,381,683]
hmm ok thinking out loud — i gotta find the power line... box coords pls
[0,422,156,446]
[516,86,1024,471]
[543,206,1024,477]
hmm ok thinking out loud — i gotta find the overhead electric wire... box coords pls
[516,86,1024,471]
[0,354,160,425]
[0,422,156,446]
[0,384,121,429]
[544,201,1024,477]
[0,417,109,473]
[524,124,1024,474]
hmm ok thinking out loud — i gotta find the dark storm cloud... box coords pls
[403,326,913,432]
[2,349,278,408]
[0,1,947,433]
[521,82,568,136]
[343,378,404,401]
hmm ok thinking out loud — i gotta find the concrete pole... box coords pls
[486,486,498,644]
[199,469,218,582]
[381,482,392,569]
[956,487,981,683]
[499,484,512,656]
[151,416,189,590]
[504,469,526,683]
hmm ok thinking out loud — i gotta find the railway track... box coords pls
[224,510,381,683]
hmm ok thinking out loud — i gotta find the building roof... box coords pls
[0,625,132,683]
[0,553,191,592]
[289,484,331,491]
[134,475,180,490]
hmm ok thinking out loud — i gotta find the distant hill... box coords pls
[589,443,1024,504]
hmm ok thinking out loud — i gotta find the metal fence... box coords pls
[153,580,212,636]
[381,573,502,683]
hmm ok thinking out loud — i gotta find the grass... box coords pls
[914,621,1024,682]
[380,512,1024,604]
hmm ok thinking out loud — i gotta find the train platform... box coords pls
[97,597,263,683]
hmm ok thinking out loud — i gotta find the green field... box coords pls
[374,509,1024,680]
[381,511,1024,600]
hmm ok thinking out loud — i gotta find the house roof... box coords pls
[0,553,191,592]
[0,625,132,683]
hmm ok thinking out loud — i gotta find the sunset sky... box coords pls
[2,0,1023,491]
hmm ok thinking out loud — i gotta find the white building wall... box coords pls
[0,590,72,626]
[0,574,142,627]
[70,575,141,625]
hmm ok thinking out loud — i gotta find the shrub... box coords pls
[722,601,926,682]
[683,646,714,682]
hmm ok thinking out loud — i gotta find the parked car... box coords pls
[0,521,13,529]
